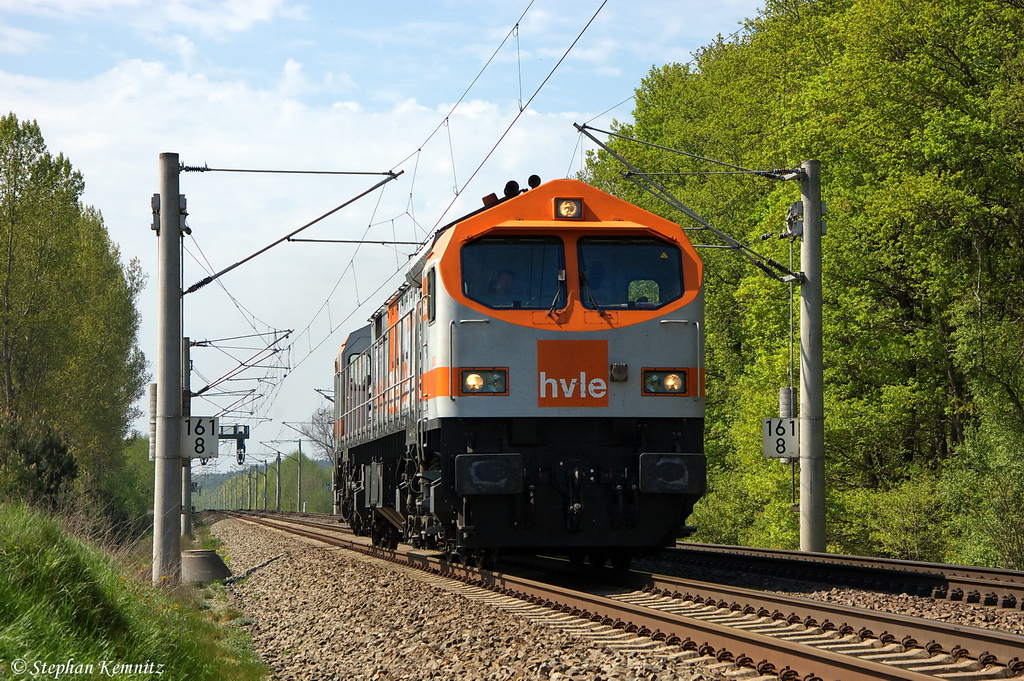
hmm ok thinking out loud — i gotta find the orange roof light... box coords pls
[554,198,583,220]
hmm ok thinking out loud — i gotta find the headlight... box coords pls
[643,369,686,395]
[459,369,508,395]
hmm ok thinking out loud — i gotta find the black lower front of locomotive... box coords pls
[340,416,705,558]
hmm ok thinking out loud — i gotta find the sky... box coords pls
[1,0,764,476]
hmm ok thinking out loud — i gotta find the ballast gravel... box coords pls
[209,517,722,681]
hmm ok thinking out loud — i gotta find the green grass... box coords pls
[0,503,268,680]
[192,515,224,553]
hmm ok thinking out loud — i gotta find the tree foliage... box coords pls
[584,0,1024,564]
[193,452,333,514]
[0,415,77,507]
[0,113,147,525]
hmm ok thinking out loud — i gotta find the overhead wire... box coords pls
[185,235,276,333]
[574,123,801,282]
[429,0,609,231]
[212,0,605,427]
[389,0,538,171]
[277,0,595,381]
[180,165,392,176]
[183,172,402,296]
[183,234,291,424]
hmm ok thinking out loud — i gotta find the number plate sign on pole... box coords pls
[182,417,219,458]
[763,418,799,459]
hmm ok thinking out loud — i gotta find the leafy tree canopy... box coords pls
[0,113,147,528]
[585,0,1024,564]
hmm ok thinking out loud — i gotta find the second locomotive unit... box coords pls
[333,177,705,565]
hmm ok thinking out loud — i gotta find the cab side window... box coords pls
[425,267,436,322]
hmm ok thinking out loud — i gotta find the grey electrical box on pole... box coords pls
[799,160,826,552]
[153,153,183,583]
[148,383,157,462]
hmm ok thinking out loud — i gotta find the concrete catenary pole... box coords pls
[297,439,303,512]
[276,451,282,512]
[181,336,192,539]
[799,159,826,552]
[153,152,183,583]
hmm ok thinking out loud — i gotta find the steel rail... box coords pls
[221,511,947,681]
[617,568,1024,669]
[672,543,1024,609]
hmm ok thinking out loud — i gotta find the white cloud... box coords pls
[0,57,595,440]
[1,0,305,35]
[147,33,199,70]
[0,0,144,14]
[161,0,305,35]
[0,25,49,53]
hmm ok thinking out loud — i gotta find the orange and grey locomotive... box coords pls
[333,177,705,565]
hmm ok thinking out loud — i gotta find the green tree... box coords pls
[0,113,147,527]
[0,414,77,507]
[585,0,1024,561]
[194,451,333,514]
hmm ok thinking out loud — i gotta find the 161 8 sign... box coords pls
[762,418,799,459]
[182,417,219,459]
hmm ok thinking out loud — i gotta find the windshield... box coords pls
[461,237,565,310]
[578,237,683,310]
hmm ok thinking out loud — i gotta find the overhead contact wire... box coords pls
[389,0,538,172]
[431,0,609,229]
[184,172,402,295]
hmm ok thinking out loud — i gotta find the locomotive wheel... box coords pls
[473,549,496,571]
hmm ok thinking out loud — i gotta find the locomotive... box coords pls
[332,176,705,566]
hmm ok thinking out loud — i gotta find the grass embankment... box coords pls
[0,504,267,680]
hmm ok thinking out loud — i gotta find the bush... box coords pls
[940,421,1024,569]
[834,478,948,562]
[0,414,77,508]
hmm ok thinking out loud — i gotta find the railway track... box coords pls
[669,543,1024,611]
[221,511,1024,680]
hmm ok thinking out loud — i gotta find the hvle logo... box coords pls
[539,372,607,399]
[537,339,608,407]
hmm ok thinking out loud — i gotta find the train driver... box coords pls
[491,269,516,296]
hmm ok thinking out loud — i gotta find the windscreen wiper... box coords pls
[547,269,566,318]
[580,269,606,316]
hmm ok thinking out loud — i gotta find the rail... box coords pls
[671,543,1024,610]
[222,511,1024,680]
